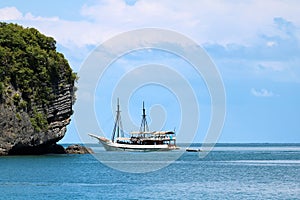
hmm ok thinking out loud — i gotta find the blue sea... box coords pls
[0,143,299,200]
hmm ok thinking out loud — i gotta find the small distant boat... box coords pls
[89,99,179,151]
[186,148,202,152]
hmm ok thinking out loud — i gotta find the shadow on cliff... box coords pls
[8,143,66,155]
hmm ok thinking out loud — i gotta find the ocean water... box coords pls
[0,143,299,200]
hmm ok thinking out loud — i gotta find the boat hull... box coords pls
[89,134,178,152]
[186,148,202,152]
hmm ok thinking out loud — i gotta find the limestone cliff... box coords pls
[0,23,77,155]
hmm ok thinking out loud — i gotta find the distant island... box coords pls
[0,22,79,155]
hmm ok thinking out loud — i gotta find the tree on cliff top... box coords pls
[0,22,77,131]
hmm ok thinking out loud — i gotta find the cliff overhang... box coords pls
[0,23,77,155]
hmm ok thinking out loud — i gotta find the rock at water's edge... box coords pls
[66,144,94,154]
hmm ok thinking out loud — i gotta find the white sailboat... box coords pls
[88,99,179,151]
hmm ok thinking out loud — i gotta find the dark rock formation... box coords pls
[0,23,77,155]
[9,143,66,155]
[66,144,94,154]
[0,83,73,155]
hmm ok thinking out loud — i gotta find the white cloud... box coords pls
[23,13,59,22]
[251,88,275,97]
[266,41,277,47]
[2,0,300,49]
[256,61,286,72]
[0,7,59,22]
[78,0,300,45]
[0,7,22,20]
[1,1,300,82]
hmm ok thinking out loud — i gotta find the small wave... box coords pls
[222,160,300,166]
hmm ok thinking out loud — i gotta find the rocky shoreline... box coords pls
[1,144,93,155]
[65,144,94,154]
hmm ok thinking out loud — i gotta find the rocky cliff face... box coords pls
[0,82,74,155]
[0,23,76,155]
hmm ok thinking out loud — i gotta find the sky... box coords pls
[0,0,299,143]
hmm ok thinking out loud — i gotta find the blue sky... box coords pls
[0,0,299,143]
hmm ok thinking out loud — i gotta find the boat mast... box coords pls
[139,101,149,132]
[112,98,124,142]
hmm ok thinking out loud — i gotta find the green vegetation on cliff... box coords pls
[0,22,77,131]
